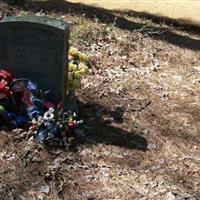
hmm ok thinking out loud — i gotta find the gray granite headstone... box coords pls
[0,15,69,104]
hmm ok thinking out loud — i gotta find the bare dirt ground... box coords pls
[69,0,200,26]
[0,1,200,200]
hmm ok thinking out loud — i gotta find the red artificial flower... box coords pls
[0,80,12,98]
[0,70,13,83]
[68,121,76,127]
[0,80,7,90]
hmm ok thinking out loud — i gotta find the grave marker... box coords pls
[0,15,69,104]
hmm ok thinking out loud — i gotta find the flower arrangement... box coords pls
[67,47,90,90]
[0,47,90,146]
[0,69,83,146]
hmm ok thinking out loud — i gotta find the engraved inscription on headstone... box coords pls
[8,45,53,67]
[0,16,69,103]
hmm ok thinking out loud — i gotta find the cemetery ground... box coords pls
[0,1,200,200]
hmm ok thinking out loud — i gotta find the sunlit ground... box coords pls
[69,0,200,25]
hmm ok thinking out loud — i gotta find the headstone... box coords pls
[0,15,69,104]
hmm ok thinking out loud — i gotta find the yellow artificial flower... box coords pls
[69,47,78,57]
[68,63,73,72]
[74,71,82,79]
[72,64,78,72]
[69,63,78,72]
[78,52,88,62]
[78,62,86,69]
[79,62,89,75]
[67,48,90,90]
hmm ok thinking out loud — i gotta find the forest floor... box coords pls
[0,1,200,200]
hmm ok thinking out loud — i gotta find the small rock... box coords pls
[142,129,150,136]
[80,148,92,156]
[136,187,149,195]
[147,143,157,150]
[86,191,95,200]
[39,185,50,194]
[37,193,45,200]
[35,11,45,16]
[12,128,24,134]
[28,136,34,142]
[165,191,176,200]
[103,151,111,156]
[172,75,182,81]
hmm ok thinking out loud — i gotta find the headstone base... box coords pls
[66,90,79,115]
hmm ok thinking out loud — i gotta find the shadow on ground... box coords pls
[77,101,148,151]
[24,0,200,51]
[120,9,200,33]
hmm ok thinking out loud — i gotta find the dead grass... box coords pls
[0,2,200,200]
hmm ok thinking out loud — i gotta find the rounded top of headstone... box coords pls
[1,15,68,30]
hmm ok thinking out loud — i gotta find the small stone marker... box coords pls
[0,16,69,104]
